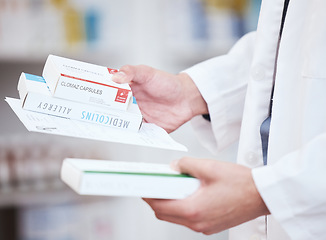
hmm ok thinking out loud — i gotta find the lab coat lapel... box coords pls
[231,0,287,239]
[237,0,284,167]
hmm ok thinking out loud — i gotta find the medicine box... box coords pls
[18,72,143,132]
[61,158,200,199]
[42,54,132,111]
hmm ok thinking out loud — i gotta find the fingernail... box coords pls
[170,159,180,172]
[112,71,126,82]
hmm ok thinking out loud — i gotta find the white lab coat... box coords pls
[184,0,326,239]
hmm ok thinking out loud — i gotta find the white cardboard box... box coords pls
[18,72,143,132]
[42,54,132,110]
[61,158,200,199]
[6,97,188,151]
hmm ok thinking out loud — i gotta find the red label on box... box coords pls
[115,89,130,103]
[108,68,119,74]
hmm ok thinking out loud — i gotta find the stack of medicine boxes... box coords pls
[17,55,143,132]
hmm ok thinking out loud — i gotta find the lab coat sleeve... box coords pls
[252,135,326,240]
[182,32,256,154]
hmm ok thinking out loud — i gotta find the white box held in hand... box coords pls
[18,72,143,132]
[61,158,200,199]
[43,54,132,110]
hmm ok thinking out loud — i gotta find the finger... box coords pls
[171,157,217,182]
[152,213,194,229]
[111,71,131,84]
[143,198,209,233]
[143,198,194,223]
[143,198,178,212]
[153,213,214,235]
[143,198,188,216]
[112,65,154,84]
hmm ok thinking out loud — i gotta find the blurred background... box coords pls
[0,0,261,239]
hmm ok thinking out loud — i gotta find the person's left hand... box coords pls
[143,157,270,235]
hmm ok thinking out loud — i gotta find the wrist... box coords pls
[178,73,209,118]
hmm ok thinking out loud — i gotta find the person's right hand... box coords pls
[112,65,208,133]
[143,157,270,235]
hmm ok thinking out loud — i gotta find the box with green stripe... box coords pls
[61,158,200,199]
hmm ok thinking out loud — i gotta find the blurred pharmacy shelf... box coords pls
[0,0,261,68]
[0,133,111,204]
[0,0,261,239]
[0,186,87,208]
[0,0,130,65]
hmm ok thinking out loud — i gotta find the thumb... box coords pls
[111,65,133,84]
[112,64,154,84]
[171,157,217,182]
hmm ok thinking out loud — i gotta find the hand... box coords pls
[112,65,208,133]
[143,157,270,235]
